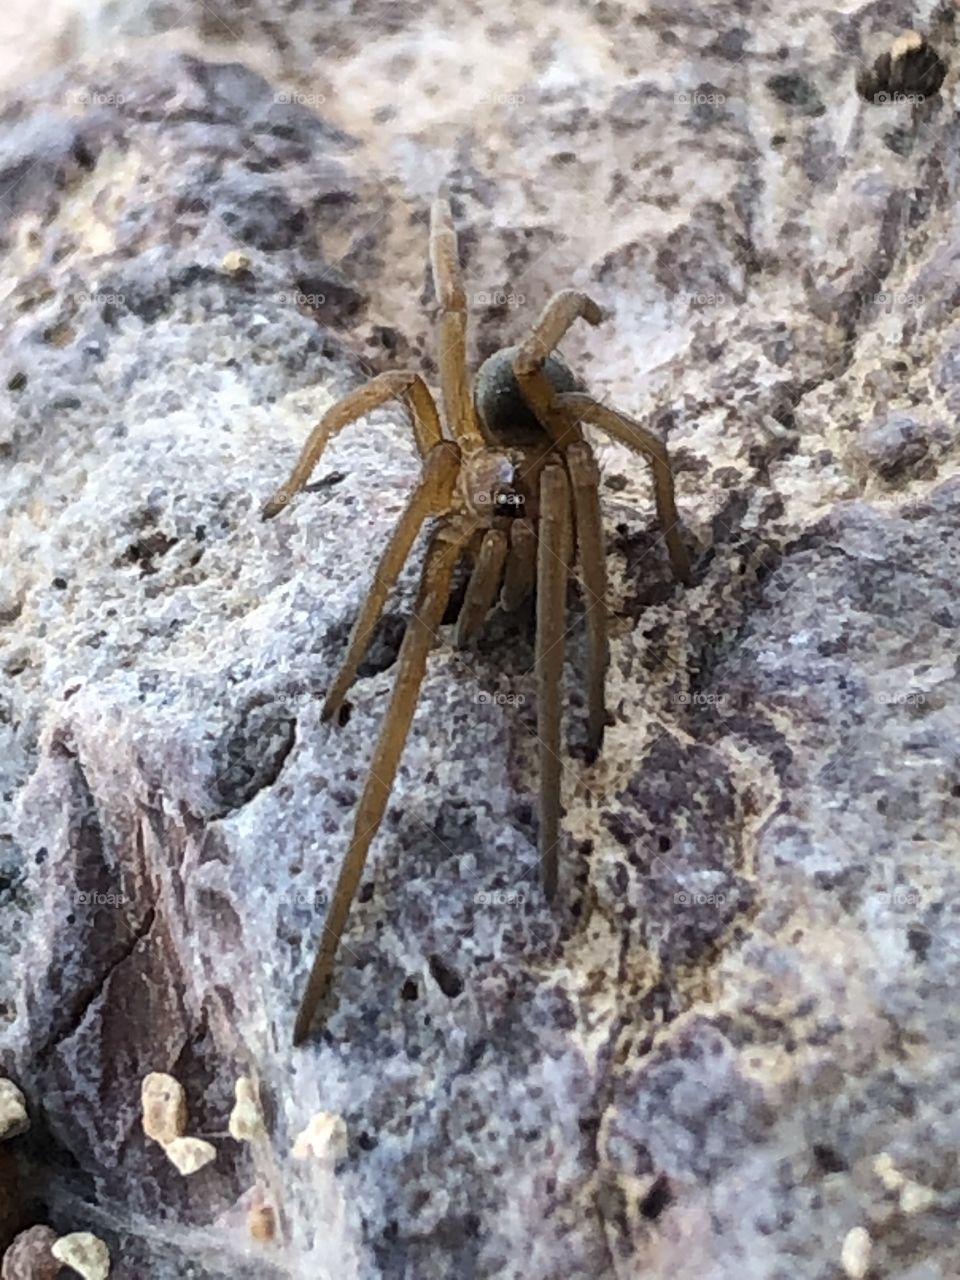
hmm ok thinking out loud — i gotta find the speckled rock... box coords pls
[1,2,960,1279]
[1,1225,60,1280]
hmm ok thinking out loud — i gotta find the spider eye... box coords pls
[492,485,525,515]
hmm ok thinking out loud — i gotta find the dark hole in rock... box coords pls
[340,611,406,678]
[209,708,296,814]
[638,1173,673,1220]
[428,954,464,998]
[907,925,931,962]
[812,1143,847,1174]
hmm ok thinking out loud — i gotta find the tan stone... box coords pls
[248,1203,276,1243]
[163,1136,216,1176]
[51,1231,110,1279]
[228,1077,265,1142]
[0,1081,28,1142]
[140,1073,187,1146]
[292,1111,347,1162]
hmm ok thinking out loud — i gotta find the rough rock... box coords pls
[228,1077,265,1143]
[0,1083,28,1142]
[164,1137,217,1177]
[140,1072,187,1146]
[0,2,959,1279]
[1,1225,60,1280]
[50,1231,111,1279]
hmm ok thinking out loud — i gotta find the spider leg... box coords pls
[293,526,470,1044]
[555,391,690,583]
[454,528,508,646]
[566,441,609,761]
[322,441,461,721]
[262,371,443,519]
[513,290,604,445]
[536,464,573,902]
[500,517,537,612]
[429,196,486,451]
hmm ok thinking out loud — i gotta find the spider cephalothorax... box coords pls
[263,194,690,1044]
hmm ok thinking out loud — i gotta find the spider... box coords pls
[855,30,947,104]
[263,194,691,1044]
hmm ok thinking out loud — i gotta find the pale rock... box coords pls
[50,1232,110,1280]
[163,1137,217,1177]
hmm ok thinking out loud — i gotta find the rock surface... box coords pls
[0,3,959,1278]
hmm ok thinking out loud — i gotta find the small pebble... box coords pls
[141,1073,187,1146]
[248,1203,276,1244]
[841,1226,871,1279]
[228,1077,265,1142]
[163,1136,216,1176]
[221,250,251,274]
[292,1111,347,1162]
[51,1231,110,1280]
[901,1181,936,1214]
[0,1081,29,1142]
[1,1225,59,1280]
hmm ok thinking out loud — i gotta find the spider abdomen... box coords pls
[473,345,580,446]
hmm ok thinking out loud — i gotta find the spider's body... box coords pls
[856,30,948,103]
[264,195,690,1044]
[474,347,581,444]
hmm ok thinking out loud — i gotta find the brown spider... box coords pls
[263,194,690,1044]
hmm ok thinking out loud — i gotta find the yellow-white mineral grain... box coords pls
[841,1226,871,1279]
[140,1073,187,1146]
[900,1180,936,1215]
[51,1231,110,1279]
[292,1111,347,1162]
[228,1077,265,1142]
[874,1152,904,1190]
[0,1078,29,1140]
[221,250,251,274]
[873,1153,935,1213]
[248,1203,277,1243]
[163,1136,216,1176]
